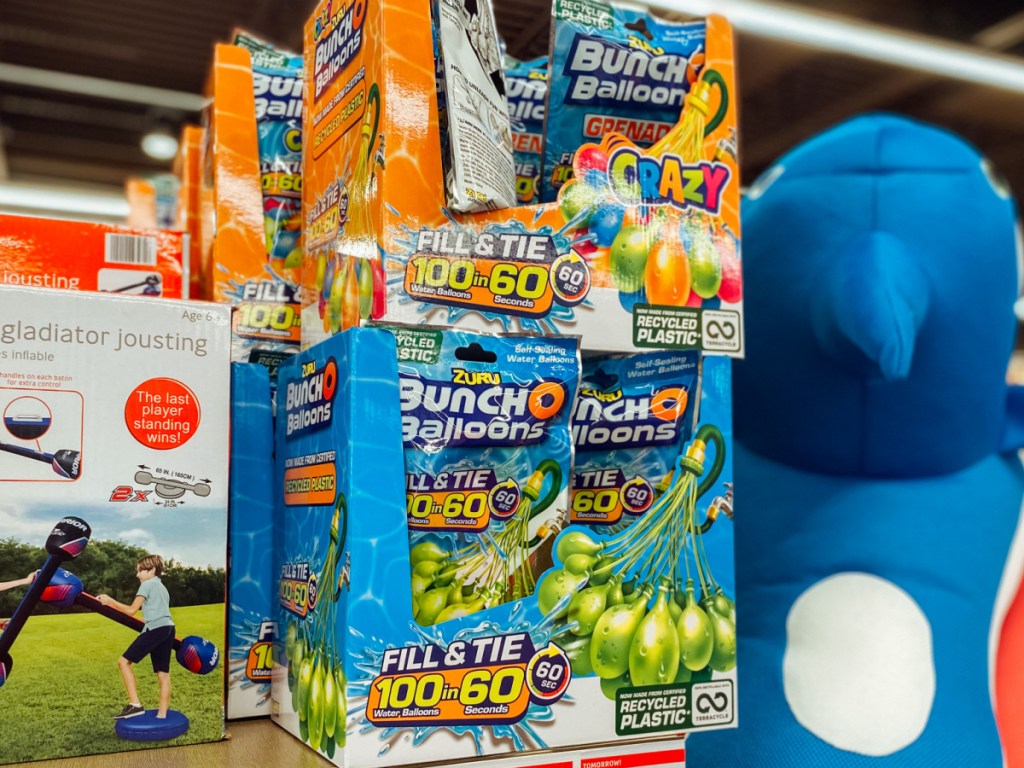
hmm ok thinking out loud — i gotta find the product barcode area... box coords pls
[104,233,158,265]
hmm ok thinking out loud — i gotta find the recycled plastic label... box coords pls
[390,326,443,365]
[615,679,735,735]
[632,305,743,354]
[555,0,614,29]
[632,305,702,349]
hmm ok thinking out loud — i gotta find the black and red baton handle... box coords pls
[0,517,91,687]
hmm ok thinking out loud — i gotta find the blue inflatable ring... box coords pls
[115,709,189,741]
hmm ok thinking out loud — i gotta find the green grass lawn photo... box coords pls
[0,604,225,764]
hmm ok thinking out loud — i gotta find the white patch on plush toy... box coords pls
[783,572,935,756]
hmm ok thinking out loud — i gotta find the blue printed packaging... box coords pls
[388,327,580,625]
[228,362,276,718]
[271,327,736,766]
[570,350,700,529]
[542,0,706,201]
[505,56,548,205]
[273,327,407,761]
[236,32,304,268]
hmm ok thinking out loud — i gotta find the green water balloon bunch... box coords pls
[283,493,349,757]
[410,459,562,625]
[537,424,736,698]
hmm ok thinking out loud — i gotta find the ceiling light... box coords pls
[651,0,1024,94]
[0,181,129,220]
[0,63,207,111]
[141,130,178,161]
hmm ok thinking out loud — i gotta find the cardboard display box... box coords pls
[271,328,735,767]
[301,0,742,357]
[227,363,276,719]
[0,213,187,299]
[201,42,302,372]
[0,286,231,763]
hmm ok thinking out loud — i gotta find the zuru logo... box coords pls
[451,368,502,386]
[313,0,367,40]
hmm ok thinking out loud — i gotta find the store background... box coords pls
[0,0,1023,221]
[1,2,1023,766]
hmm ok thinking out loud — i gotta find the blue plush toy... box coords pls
[689,114,1024,766]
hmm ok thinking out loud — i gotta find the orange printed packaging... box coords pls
[302,0,445,347]
[175,125,205,300]
[302,0,743,357]
[202,37,303,371]
[0,213,185,299]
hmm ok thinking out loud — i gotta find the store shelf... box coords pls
[23,720,693,768]
[27,720,332,768]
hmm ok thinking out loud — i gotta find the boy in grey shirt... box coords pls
[98,554,175,719]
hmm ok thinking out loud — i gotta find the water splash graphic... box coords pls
[385,212,593,334]
[228,607,273,709]
[348,603,573,756]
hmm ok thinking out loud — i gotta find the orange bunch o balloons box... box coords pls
[201,38,304,371]
[300,1,743,358]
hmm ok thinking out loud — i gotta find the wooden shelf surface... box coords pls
[24,720,332,768]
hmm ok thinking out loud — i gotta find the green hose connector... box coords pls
[330,492,348,550]
[527,458,562,518]
[330,493,348,602]
[671,424,728,533]
[525,458,563,548]
[693,424,725,500]
[700,69,729,137]
[364,83,380,163]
